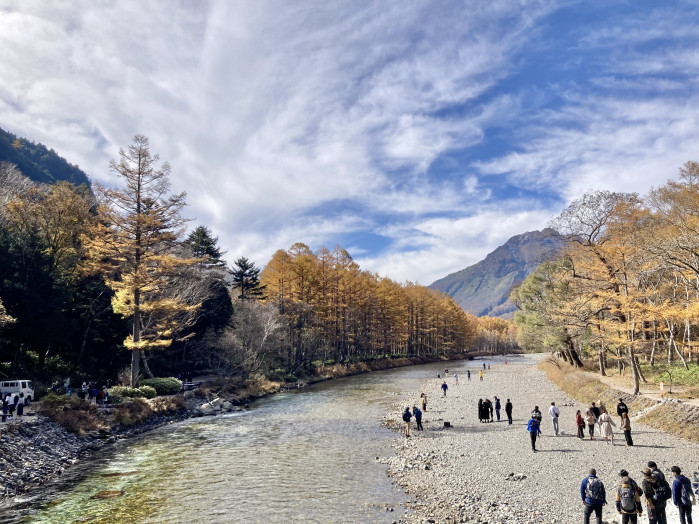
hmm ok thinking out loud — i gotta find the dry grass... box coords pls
[240,374,283,398]
[540,358,699,443]
[38,394,109,435]
[112,398,153,426]
[637,403,699,443]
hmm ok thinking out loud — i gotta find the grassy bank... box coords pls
[539,356,699,443]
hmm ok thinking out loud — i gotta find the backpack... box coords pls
[651,473,671,503]
[402,411,411,422]
[585,477,603,502]
[619,483,636,513]
[680,476,693,506]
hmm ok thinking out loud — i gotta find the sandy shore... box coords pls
[384,355,699,523]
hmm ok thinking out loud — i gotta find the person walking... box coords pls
[599,409,617,445]
[494,397,501,422]
[402,406,412,437]
[454,373,458,385]
[478,398,484,423]
[616,471,643,523]
[526,414,541,452]
[642,466,669,524]
[479,370,483,381]
[420,392,427,412]
[620,412,633,446]
[671,465,695,524]
[441,381,448,397]
[581,468,607,524]
[590,401,601,433]
[15,393,24,422]
[483,362,486,370]
[576,409,585,439]
[467,370,471,381]
[548,402,560,435]
[617,397,629,422]
[505,398,513,425]
[412,405,423,431]
[487,398,494,422]
[586,408,597,440]
[531,405,542,423]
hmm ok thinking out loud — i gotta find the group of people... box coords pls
[1,391,25,422]
[526,398,637,450]
[580,462,697,524]
[476,396,512,423]
[574,398,634,446]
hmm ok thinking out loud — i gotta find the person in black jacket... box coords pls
[505,399,513,425]
[402,407,412,437]
[617,398,629,421]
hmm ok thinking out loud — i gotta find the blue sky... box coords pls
[1,1,698,284]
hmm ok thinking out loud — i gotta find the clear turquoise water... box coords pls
[2,357,515,523]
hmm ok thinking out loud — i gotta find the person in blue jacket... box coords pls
[526,415,541,451]
[671,465,695,524]
[581,468,607,524]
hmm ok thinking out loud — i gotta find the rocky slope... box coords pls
[429,229,564,317]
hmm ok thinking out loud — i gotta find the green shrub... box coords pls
[139,385,157,399]
[266,369,286,382]
[139,377,182,395]
[109,386,145,404]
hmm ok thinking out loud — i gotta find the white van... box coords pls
[1,379,35,402]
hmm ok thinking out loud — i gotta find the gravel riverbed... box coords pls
[383,355,699,524]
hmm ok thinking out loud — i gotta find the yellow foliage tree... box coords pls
[83,135,199,385]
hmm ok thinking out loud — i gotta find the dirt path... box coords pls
[584,367,699,408]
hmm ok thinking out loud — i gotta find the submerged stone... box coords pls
[91,490,125,499]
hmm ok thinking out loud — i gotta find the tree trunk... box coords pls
[564,334,584,367]
[131,290,141,387]
[629,346,641,395]
[598,347,606,376]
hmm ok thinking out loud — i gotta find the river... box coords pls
[2,357,512,523]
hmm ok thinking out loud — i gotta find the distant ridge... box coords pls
[0,126,91,186]
[429,229,564,318]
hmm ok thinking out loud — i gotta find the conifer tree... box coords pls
[83,135,198,385]
[185,225,224,265]
[231,257,266,300]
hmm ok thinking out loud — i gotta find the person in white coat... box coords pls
[548,402,561,435]
[598,409,617,445]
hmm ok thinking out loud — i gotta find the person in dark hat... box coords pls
[641,467,668,524]
[616,469,643,523]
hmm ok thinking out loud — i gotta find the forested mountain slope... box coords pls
[0,126,91,186]
[429,229,564,317]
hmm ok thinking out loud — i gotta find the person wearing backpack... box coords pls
[402,406,412,437]
[526,415,541,452]
[616,472,643,523]
[671,465,695,524]
[580,468,607,524]
[642,467,669,524]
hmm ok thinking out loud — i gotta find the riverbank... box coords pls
[0,351,506,503]
[384,355,699,523]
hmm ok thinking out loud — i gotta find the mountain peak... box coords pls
[429,229,564,317]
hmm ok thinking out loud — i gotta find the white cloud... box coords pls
[1,0,697,285]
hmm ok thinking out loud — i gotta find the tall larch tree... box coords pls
[83,135,198,385]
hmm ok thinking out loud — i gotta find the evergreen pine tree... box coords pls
[185,225,224,265]
[231,257,266,300]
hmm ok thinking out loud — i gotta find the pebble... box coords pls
[383,355,699,523]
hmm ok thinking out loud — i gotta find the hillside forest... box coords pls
[513,161,699,394]
[0,135,516,391]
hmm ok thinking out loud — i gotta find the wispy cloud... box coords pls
[0,1,697,284]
